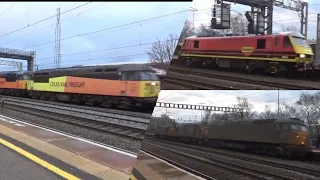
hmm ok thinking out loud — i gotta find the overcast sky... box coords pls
[152,90,319,122]
[0,2,191,71]
[188,0,319,39]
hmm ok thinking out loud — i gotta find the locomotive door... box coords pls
[120,72,128,96]
[166,127,175,136]
[120,71,138,96]
[200,127,208,138]
[16,80,20,89]
[16,75,22,89]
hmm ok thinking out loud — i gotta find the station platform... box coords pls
[0,114,138,180]
[0,142,64,180]
[130,150,204,180]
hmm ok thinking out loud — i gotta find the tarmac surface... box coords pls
[131,150,203,180]
[0,114,137,180]
[0,144,62,180]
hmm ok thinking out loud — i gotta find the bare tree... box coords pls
[278,103,298,118]
[201,109,212,124]
[281,25,299,32]
[260,103,298,119]
[146,33,179,70]
[310,91,320,112]
[228,14,248,35]
[296,92,320,126]
[232,97,256,120]
[209,112,226,122]
[178,20,193,43]
[260,104,275,119]
[197,23,218,37]
[196,14,248,37]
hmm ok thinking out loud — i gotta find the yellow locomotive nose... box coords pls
[296,133,308,146]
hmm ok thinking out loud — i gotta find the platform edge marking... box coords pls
[0,138,81,180]
[129,174,138,180]
[0,115,137,158]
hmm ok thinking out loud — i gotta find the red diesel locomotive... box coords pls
[179,32,314,74]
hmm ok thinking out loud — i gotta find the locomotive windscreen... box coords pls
[292,37,309,47]
[290,124,308,132]
[121,71,158,81]
[139,71,158,81]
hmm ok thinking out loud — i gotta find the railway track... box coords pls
[140,148,215,180]
[0,97,150,141]
[145,136,320,178]
[142,139,320,180]
[164,66,320,90]
[0,95,151,119]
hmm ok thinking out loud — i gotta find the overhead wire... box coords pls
[9,53,147,68]
[5,34,180,68]
[21,9,189,50]
[1,2,107,46]
[0,2,92,38]
[2,5,180,47]
[157,91,181,101]
[35,38,179,61]
[0,2,19,18]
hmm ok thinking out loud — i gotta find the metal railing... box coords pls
[0,48,35,57]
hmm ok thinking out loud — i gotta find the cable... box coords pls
[0,53,147,70]
[0,2,19,18]
[22,9,189,50]
[0,2,92,38]
[157,91,181,101]
[1,2,106,46]
[35,37,179,60]
[1,32,180,70]
[267,92,319,103]
[37,53,146,66]
[2,4,176,47]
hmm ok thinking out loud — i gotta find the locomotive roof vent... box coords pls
[289,117,303,121]
[275,31,305,38]
[186,35,197,39]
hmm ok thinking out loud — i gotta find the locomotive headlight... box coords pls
[151,82,156,86]
[300,54,306,58]
[296,135,299,138]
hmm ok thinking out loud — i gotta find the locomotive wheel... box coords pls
[283,148,292,159]
[245,65,252,73]
[185,59,192,66]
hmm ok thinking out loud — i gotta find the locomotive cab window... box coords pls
[121,71,158,81]
[95,69,103,72]
[17,75,23,80]
[5,74,17,82]
[104,68,118,72]
[23,75,30,80]
[282,124,289,131]
[183,40,187,47]
[194,41,199,48]
[290,124,308,132]
[292,37,308,47]
[17,75,30,80]
[257,39,266,49]
[283,36,292,47]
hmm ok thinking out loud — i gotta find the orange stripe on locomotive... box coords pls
[0,78,28,89]
[63,76,141,97]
